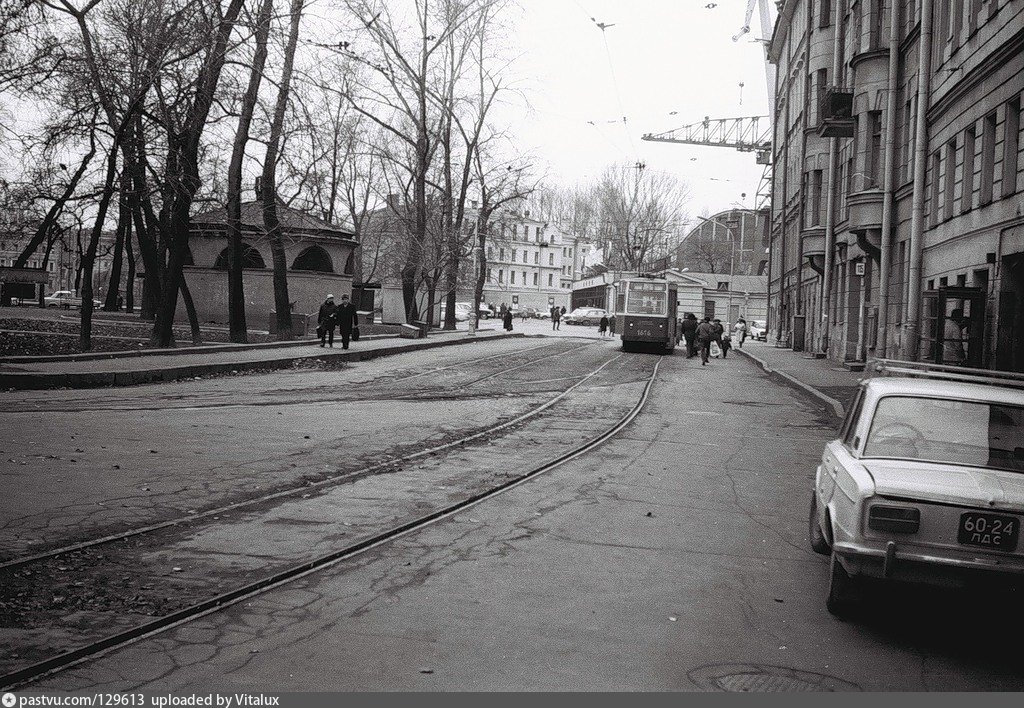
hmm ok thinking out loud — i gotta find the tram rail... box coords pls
[1,354,662,689]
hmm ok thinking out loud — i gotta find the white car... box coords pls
[563,308,607,326]
[810,362,1024,616]
[44,291,102,309]
[749,320,767,341]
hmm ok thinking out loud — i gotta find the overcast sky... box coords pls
[503,0,774,223]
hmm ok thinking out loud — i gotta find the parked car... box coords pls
[563,307,607,326]
[519,307,539,319]
[44,291,102,309]
[446,302,491,322]
[809,362,1024,617]
[749,320,767,341]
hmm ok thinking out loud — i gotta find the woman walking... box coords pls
[598,314,609,338]
[503,308,514,332]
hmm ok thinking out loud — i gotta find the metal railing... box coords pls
[870,359,1024,389]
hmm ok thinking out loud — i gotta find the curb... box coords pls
[0,332,524,391]
[735,347,846,419]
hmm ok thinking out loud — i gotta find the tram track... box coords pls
[0,344,606,572]
[1,353,662,689]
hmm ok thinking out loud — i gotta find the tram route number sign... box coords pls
[636,328,653,337]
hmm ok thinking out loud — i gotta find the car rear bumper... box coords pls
[833,540,1024,587]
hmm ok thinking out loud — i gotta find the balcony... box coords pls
[846,189,884,234]
[817,87,854,138]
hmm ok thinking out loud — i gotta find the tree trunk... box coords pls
[125,224,136,313]
[226,0,273,343]
[80,143,120,351]
[260,0,304,341]
[180,275,202,345]
[103,171,130,311]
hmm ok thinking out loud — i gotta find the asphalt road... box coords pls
[7,336,1024,691]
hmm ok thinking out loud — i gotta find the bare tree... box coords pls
[261,0,305,341]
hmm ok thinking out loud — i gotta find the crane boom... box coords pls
[641,116,770,153]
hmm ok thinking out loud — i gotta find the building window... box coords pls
[963,125,976,212]
[950,0,964,48]
[1003,96,1020,198]
[499,248,505,261]
[929,150,942,225]
[810,169,823,226]
[548,274,553,286]
[487,247,493,259]
[867,111,882,187]
[533,272,538,285]
[487,268,492,282]
[980,110,996,205]
[548,253,554,265]
[512,224,518,239]
[533,251,539,264]
[568,247,573,257]
[522,271,527,284]
[511,249,517,263]
[510,271,516,284]
[944,138,956,221]
[819,0,831,26]
[498,269,504,283]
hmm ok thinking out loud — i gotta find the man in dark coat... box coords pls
[503,308,514,331]
[317,294,338,347]
[695,317,715,365]
[335,294,358,349]
[680,313,699,358]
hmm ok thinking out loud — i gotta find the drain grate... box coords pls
[688,663,861,692]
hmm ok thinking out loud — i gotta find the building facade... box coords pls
[675,208,770,276]
[768,0,1024,368]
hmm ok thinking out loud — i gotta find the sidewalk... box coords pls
[733,340,866,419]
[0,328,521,390]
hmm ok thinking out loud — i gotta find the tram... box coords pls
[613,277,680,353]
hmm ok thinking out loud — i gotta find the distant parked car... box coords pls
[563,307,607,326]
[44,291,102,309]
[749,320,767,341]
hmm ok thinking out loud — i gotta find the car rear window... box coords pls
[864,395,1024,472]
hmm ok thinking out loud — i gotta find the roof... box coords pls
[192,201,355,239]
[863,377,1024,407]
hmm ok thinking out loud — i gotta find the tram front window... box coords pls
[626,283,667,315]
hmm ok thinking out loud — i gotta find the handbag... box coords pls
[710,341,722,358]
[351,325,360,342]
[316,324,324,338]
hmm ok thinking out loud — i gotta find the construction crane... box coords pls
[641,0,777,208]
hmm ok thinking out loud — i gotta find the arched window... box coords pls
[292,245,334,272]
[214,243,266,269]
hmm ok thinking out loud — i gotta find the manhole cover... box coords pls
[688,663,861,692]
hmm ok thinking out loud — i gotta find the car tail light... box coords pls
[868,505,920,534]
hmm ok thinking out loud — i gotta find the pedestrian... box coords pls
[334,293,358,349]
[721,332,732,358]
[681,312,698,358]
[551,305,561,331]
[608,314,616,336]
[598,314,609,338]
[695,316,715,365]
[503,308,514,331]
[943,308,967,365]
[711,318,725,351]
[521,307,528,323]
[317,294,338,347]
[735,318,748,348]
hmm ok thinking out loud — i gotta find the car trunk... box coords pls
[863,460,1024,511]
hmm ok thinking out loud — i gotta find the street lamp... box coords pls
[696,215,738,323]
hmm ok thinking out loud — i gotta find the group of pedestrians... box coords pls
[317,293,358,349]
[679,313,748,365]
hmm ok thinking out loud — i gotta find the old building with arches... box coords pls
[183,201,357,325]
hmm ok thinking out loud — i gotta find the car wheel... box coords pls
[809,492,831,555]
[826,553,858,617]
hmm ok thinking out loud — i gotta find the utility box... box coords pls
[399,323,423,339]
[792,314,806,352]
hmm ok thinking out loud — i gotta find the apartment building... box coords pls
[481,210,571,311]
[768,0,1024,370]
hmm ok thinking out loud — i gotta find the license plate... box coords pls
[957,512,1019,552]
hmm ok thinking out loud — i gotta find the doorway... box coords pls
[996,254,1024,372]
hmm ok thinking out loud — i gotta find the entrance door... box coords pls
[921,286,985,367]
[997,254,1024,372]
